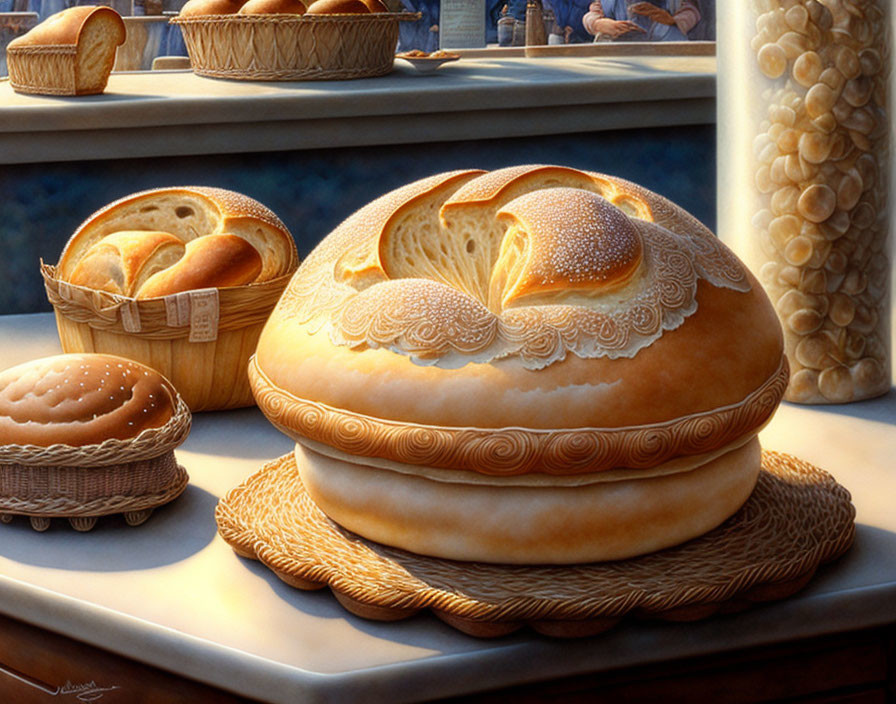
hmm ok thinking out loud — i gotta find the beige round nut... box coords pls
[818,67,845,92]
[787,308,824,335]
[758,43,788,78]
[787,368,821,402]
[760,260,781,286]
[851,357,886,395]
[805,239,832,269]
[832,97,853,124]
[805,0,833,30]
[770,155,791,185]
[858,48,882,76]
[841,106,875,135]
[823,209,851,237]
[836,169,863,211]
[848,304,877,335]
[798,183,837,222]
[755,165,775,193]
[777,31,807,60]
[795,332,834,369]
[769,214,801,248]
[777,288,814,317]
[848,129,872,152]
[771,185,801,214]
[798,131,832,163]
[777,264,801,287]
[811,112,838,133]
[840,269,868,296]
[829,292,857,327]
[784,235,814,266]
[776,127,801,153]
[843,330,866,360]
[792,50,823,87]
[818,365,854,403]
[833,45,861,81]
[784,154,810,182]
[784,4,808,31]
[799,268,827,294]
[854,154,878,189]
[852,202,878,230]
[758,140,781,165]
[824,249,848,274]
[768,122,787,141]
[806,82,838,118]
[774,104,798,127]
[843,76,873,108]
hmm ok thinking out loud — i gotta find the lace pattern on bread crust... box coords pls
[275,171,750,370]
[250,356,788,476]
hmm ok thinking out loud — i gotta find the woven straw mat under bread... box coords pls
[215,450,855,638]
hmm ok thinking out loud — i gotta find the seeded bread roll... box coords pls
[0,354,177,447]
[251,165,788,563]
[179,0,246,15]
[238,0,306,14]
[58,187,297,294]
[6,6,126,97]
[305,0,369,13]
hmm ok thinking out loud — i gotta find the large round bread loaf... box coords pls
[252,165,788,563]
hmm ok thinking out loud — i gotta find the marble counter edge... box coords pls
[0,566,894,704]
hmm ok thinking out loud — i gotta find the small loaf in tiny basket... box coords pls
[6,6,125,96]
[0,353,191,531]
[43,187,299,412]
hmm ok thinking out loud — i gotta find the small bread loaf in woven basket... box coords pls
[6,6,125,96]
[0,353,191,532]
[250,165,789,565]
[42,187,299,411]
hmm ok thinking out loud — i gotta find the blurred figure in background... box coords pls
[583,0,701,42]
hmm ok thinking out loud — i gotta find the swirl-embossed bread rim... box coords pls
[0,396,192,468]
[249,355,789,476]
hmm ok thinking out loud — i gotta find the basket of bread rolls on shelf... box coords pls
[41,187,298,412]
[6,5,125,96]
[0,353,191,532]
[215,165,856,637]
[170,0,419,81]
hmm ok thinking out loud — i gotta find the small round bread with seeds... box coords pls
[251,165,788,564]
[0,353,191,531]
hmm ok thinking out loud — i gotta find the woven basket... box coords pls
[170,12,419,81]
[0,396,191,532]
[216,450,856,638]
[6,44,82,96]
[42,262,291,411]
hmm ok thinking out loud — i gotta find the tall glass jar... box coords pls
[718,0,892,403]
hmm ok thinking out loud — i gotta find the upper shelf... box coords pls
[0,55,715,164]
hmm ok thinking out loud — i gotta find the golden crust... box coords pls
[8,6,122,48]
[0,354,177,447]
[57,187,297,289]
[255,166,785,476]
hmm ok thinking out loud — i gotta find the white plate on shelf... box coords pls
[395,52,460,74]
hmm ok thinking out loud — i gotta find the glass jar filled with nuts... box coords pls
[718,0,892,403]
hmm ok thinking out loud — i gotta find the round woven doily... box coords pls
[215,451,855,638]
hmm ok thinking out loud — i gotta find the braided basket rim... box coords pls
[0,395,191,467]
[215,449,856,635]
[41,261,292,339]
[169,11,420,25]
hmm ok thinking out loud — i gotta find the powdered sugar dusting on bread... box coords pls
[275,166,751,368]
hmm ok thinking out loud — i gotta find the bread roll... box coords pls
[238,0,306,14]
[251,165,788,563]
[6,6,126,97]
[0,354,177,447]
[305,0,369,13]
[136,234,263,298]
[359,0,388,11]
[57,187,297,294]
[68,231,186,296]
[179,0,246,16]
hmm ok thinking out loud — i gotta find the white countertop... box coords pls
[0,56,715,164]
[0,312,894,703]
